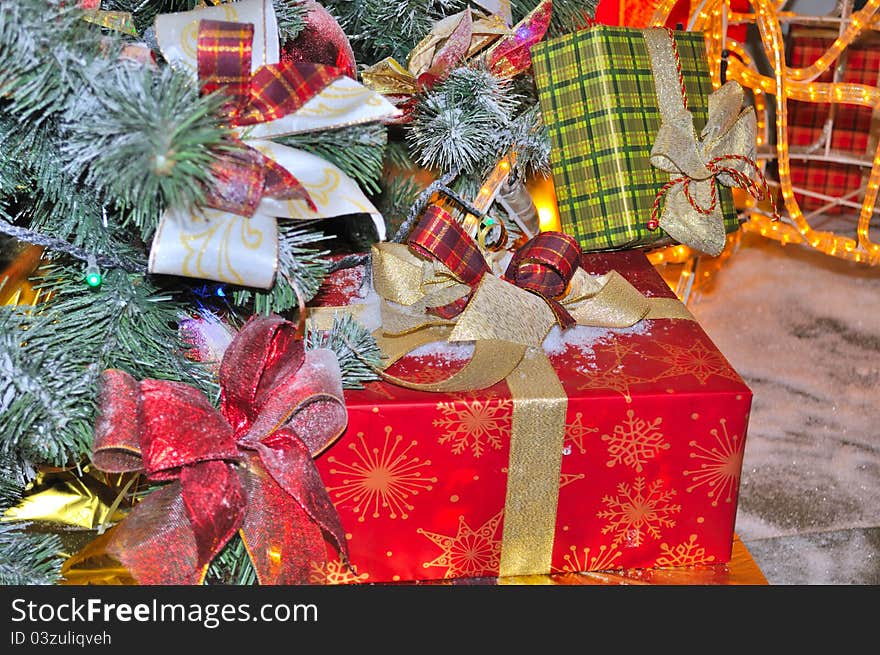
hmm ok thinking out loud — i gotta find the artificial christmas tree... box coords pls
[0,0,600,584]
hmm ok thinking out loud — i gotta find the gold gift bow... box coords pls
[645,28,761,257]
[314,242,694,577]
[361,10,510,97]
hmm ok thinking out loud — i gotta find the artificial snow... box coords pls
[541,319,654,356]
[686,234,880,584]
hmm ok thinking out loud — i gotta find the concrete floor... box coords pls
[687,233,880,585]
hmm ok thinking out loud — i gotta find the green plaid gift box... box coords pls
[531,26,740,252]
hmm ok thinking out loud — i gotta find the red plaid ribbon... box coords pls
[197,20,343,217]
[504,231,580,329]
[409,206,490,318]
[408,206,581,327]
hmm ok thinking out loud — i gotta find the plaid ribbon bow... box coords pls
[198,19,343,217]
[408,206,581,327]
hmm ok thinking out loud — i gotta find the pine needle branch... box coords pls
[204,534,257,585]
[0,523,64,586]
[0,455,64,586]
[306,313,382,389]
[232,223,332,316]
[277,123,387,195]
[62,62,232,237]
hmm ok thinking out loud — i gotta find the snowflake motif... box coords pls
[417,512,502,579]
[655,534,716,567]
[326,427,437,521]
[597,477,682,548]
[649,338,741,385]
[601,409,670,472]
[434,394,512,457]
[368,383,397,401]
[684,419,745,506]
[553,543,622,574]
[308,558,369,585]
[565,412,597,455]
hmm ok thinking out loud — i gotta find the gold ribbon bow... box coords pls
[645,29,760,257]
[361,10,510,98]
[363,236,692,577]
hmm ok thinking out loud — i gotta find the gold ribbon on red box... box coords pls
[362,207,694,577]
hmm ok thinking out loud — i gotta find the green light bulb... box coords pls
[85,271,102,287]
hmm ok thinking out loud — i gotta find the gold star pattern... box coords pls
[553,543,623,574]
[647,338,742,386]
[560,472,586,488]
[655,534,716,567]
[601,409,670,472]
[417,512,502,579]
[597,477,682,548]
[684,419,745,507]
[326,427,437,522]
[363,379,397,401]
[573,339,657,402]
[565,412,597,455]
[434,393,512,457]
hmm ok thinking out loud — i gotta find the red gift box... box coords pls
[307,250,752,584]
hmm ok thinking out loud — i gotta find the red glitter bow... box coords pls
[484,0,553,79]
[89,315,349,585]
[408,205,581,328]
[199,19,344,217]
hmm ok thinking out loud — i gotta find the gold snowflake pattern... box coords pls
[683,419,745,506]
[648,339,741,385]
[367,383,397,401]
[417,512,502,579]
[655,534,716,567]
[308,558,369,585]
[601,409,670,472]
[434,394,512,457]
[326,427,437,522]
[565,412,597,455]
[553,543,623,574]
[597,477,682,548]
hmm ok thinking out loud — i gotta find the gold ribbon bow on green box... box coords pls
[532,26,772,256]
[644,29,768,257]
[359,207,694,577]
[148,0,400,289]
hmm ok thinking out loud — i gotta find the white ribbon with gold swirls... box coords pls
[148,0,401,288]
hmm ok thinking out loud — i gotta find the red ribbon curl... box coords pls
[198,20,344,217]
[91,314,349,585]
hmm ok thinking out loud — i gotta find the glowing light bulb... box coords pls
[84,256,102,288]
